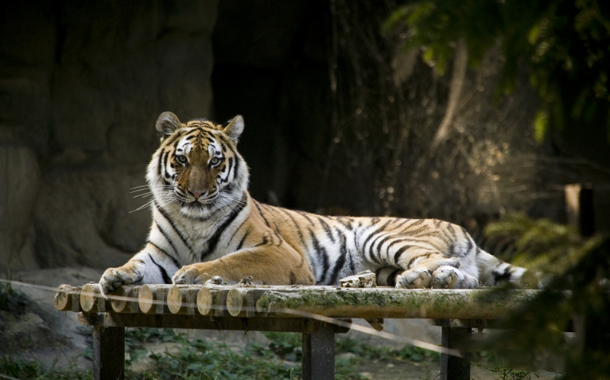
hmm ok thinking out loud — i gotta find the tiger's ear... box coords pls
[156,112,181,138]
[223,115,245,143]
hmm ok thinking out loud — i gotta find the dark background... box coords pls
[1,0,609,274]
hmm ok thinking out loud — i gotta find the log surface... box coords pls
[56,283,544,320]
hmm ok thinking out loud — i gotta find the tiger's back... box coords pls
[99,112,531,295]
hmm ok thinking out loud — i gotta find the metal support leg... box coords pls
[93,326,125,380]
[441,325,471,380]
[302,323,335,380]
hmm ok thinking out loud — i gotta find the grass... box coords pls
[0,327,443,380]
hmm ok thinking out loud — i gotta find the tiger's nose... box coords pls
[189,190,204,199]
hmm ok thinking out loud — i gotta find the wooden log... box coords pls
[156,287,170,314]
[167,285,185,314]
[167,285,199,314]
[255,287,542,319]
[110,286,136,313]
[185,288,198,315]
[138,284,174,314]
[54,284,81,311]
[225,288,267,317]
[227,288,244,317]
[129,287,141,313]
[80,283,106,313]
[138,284,155,314]
[213,289,229,317]
[197,287,214,315]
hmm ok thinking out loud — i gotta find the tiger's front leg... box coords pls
[100,244,181,295]
[172,244,315,286]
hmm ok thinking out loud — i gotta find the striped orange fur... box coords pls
[100,112,532,295]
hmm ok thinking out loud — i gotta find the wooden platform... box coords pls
[55,283,540,380]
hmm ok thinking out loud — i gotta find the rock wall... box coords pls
[0,0,218,272]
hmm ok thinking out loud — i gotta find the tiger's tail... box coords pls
[476,249,539,288]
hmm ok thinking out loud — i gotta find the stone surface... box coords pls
[0,146,41,273]
[1,0,218,270]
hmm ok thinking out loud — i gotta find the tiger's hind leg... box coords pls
[376,247,463,288]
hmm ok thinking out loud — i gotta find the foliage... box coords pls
[484,212,606,274]
[480,213,610,379]
[385,0,610,142]
[335,336,439,362]
[0,355,92,380]
[0,282,31,315]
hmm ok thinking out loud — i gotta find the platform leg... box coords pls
[93,326,125,380]
[441,325,471,380]
[302,323,335,380]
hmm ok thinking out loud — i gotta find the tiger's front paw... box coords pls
[172,265,212,285]
[100,266,142,295]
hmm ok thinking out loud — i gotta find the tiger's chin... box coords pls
[179,199,218,220]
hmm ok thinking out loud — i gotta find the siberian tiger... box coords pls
[100,112,532,295]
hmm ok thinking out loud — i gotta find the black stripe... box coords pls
[154,201,194,254]
[408,225,435,237]
[393,245,411,265]
[236,227,252,251]
[406,252,432,269]
[327,240,347,285]
[148,253,171,284]
[362,220,393,262]
[308,228,329,284]
[337,231,354,275]
[155,222,179,255]
[461,227,474,254]
[253,200,271,228]
[336,217,354,231]
[327,254,345,285]
[162,151,171,179]
[387,269,402,287]
[164,130,183,147]
[148,241,181,269]
[435,226,454,246]
[296,211,315,225]
[406,219,426,228]
[493,265,512,283]
[375,234,395,264]
[279,208,308,248]
[157,151,165,179]
[255,234,269,247]
[446,223,456,237]
[375,267,385,281]
[317,216,336,243]
[234,154,240,178]
[228,216,250,243]
[200,193,248,260]
[393,218,412,230]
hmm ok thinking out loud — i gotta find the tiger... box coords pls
[99,111,534,295]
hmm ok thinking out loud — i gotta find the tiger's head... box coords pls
[147,112,249,219]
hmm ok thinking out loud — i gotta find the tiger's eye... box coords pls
[176,155,188,165]
[210,157,220,166]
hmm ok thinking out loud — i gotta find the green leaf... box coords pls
[533,110,549,143]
